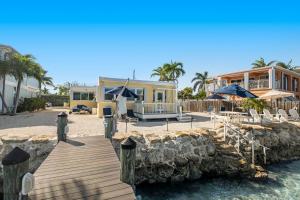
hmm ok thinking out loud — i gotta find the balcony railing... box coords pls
[133,102,178,114]
[249,79,269,89]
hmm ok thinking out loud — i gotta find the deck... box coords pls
[29,136,135,200]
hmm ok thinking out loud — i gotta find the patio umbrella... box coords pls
[214,84,258,98]
[106,86,139,98]
[206,94,226,100]
[214,84,257,111]
[259,90,295,112]
[259,90,294,100]
[205,93,226,113]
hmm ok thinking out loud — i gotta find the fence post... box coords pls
[120,137,136,188]
[104,115,113,140]
[223,122,227,141]
[57,112,68,142]
[237,134,240,154]
[2,147,30,200]
[251,130,255,165]
[263,147,267,165]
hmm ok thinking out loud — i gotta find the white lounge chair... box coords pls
[263,109,277,122]
[289,109,300,120]
[278,109,290,122]
[249,109,262,123]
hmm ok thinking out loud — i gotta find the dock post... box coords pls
[104,115,113,140]
[57,112,68,142]
[120,137,136,188]
[2,147,30,200]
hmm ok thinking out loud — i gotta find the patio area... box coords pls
[0,108,217,138]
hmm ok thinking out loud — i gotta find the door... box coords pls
[155,90,165,113]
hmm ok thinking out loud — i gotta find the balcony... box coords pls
[133,102,179,119]
[249,79,269,89]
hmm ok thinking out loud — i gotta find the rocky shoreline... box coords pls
[112,121,300,184]
[0,121,300,189]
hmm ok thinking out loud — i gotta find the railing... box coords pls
[249,79,269,89]
[133,102,177,114]
[223,121,270,165]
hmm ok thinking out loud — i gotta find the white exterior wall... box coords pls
[0,74,39,112]
[0,45,39,112]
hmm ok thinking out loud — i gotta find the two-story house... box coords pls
[207,66,300,99]
[0,44,39,113]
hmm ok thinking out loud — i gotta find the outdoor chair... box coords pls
[278,109,290,122]
[289,109,300,121]
[126,109,139,123]
[263,109,278,122]
[249,109,262,123]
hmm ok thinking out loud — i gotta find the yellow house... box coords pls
[69,86,97,109]
[97,77,178,119]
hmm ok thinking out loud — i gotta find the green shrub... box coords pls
[241,98,268,113]
[17,97,46,113]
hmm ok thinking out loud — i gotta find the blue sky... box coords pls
[1,0,300,89]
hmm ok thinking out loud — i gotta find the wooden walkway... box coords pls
[29,136,135,200]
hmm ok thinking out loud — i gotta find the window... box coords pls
[81,93,88,100]
[73,92,95,101]
[89,93,95,101]
[104,88,114,100]
[73,92,80,100]
[127,88,144,101]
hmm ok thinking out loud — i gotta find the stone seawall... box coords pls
[0,135,56,191]
[113,121,300,185]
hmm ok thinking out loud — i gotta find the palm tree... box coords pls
[276,59,295,70]
[0,52,12,113]
[252,58,276,68]
[10,54,38,114]
[165,61,185,84]
[31,64,54,93]
[191,71,209,92]
[151,66,168,81]
[151,61,185,84]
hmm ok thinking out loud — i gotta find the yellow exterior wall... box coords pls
[70,100,97,109]
[97,79,176,117]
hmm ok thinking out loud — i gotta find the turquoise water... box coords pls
[136,160,300,200]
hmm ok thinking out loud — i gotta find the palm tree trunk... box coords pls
[12,79,22,115]
[2,74,6,112]
[0,91,9,113]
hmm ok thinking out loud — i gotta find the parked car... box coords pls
[69,105,92,114]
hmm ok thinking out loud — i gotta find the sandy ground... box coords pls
[0,108,217,138]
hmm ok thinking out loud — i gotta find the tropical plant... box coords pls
[194,90,206,100]
[151,66,168,81]
[9,54,39,114]
[252,58,276,68]
[191,71,209,92]
[56,81,80,96]
[241,98,268,113]
[151,61,185,84]
[0,53,11,112]
[178,87,193,100]
[276,59,295,70]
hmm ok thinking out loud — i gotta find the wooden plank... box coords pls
[29,136,135,200]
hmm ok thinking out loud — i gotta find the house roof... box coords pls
[98,76,176,87]
[217,66,300,78]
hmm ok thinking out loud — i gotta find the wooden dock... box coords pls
[29,136,135,200]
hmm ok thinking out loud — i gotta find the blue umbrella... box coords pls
[214,84,257,111]
[214,84,257,98]
[106,86,139,98]
[206,93,226,100]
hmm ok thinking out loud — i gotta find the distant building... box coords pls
[207,66,300,99]
[69,76,178,119]
[0,44,39,112]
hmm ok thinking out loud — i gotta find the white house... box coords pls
[0,45,39,112]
